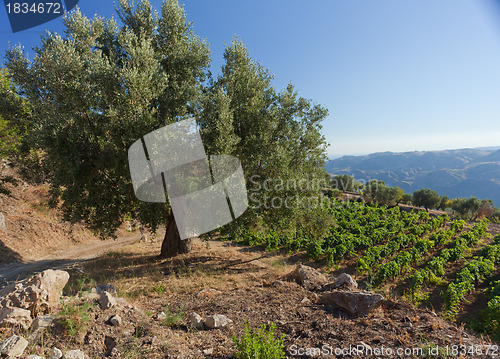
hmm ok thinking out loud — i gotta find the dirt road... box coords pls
[0,233,141,286]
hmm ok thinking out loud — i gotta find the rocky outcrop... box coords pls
[0,306,32,330]
[320,290,384,316]
[0,269,69,316]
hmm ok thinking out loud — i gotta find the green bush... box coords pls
[233,321,285,359]
[57,301,93,337]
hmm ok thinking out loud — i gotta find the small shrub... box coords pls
[233,321,285,359]
[161,306,184,327]
[57,301,93,337]
[152,284,166,294]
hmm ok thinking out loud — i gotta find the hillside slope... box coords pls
[326,147,500,205]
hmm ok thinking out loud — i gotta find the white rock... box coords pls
[26,355,45,359]
[203,348,213,355]
[49,347,63,359]
[0,212,6,232]
[99,291,117,310]
[0,306,32,330]
[188,312,203,329]
[0,269,69,316]
[64,349,86,359]
[204,314,232,329]
[155,312,166,321]
[0,335,28,358]
[109,314,122,327]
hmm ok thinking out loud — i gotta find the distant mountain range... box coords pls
[325,147,500,206]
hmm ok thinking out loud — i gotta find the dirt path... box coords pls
[0,233,141,285]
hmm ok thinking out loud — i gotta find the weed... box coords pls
[233,321,285,359]
[151,283,166,294]
[57,301,93,338]
[161,306,184,327]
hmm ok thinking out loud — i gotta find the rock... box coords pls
[26,355,45,359]
[98,291,117,310]
[0,269,69,316]
[155,312,166,321]
[95,284,116,295]
[319,290,384,316]
[188,312,203,329]
[0,306,32,330]
[30,315,55,332]
[104,336,117,354]
[333,273,358,290]
[0,335,28,358]
[291,265,328,291]
[63,350,86,359]
[204,314,232,329]
[0,212,6,233]
[203,348,213,355]
[109,314,122,327]
[49,347,63,359]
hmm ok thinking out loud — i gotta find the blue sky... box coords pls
[2,0,500,158]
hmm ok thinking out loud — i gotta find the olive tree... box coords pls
[6,0,210,256]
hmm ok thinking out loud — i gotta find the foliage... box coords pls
[161,305,184,327]
[363,180,403,206]
[233,321,285,359]
[330,174,362,192]
[198,37,331,240]
[57,301,93,337]
[0,69,31,195]
[413,188,441,211]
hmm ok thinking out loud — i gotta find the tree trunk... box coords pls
[159,212,193,258]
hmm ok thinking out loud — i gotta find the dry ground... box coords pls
[5,237,494,359]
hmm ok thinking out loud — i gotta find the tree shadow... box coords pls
[0,239,22,265]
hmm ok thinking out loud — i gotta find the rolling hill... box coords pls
[326,147,500,206]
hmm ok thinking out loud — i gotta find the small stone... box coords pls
[188,312,203,329]
[104,336,117,353]
[204,314,231,329]
[63,349,86,359]
[26,355,45,359]
[49,347,63,359]
[109,314,122,327]
[333,273,358,290]
[0,335,28,358]
[99,291,117,310]
[155,312,166,321]
[301,297,311,304]
[30,315,55,332]
[203,348,213,355]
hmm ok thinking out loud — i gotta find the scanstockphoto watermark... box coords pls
[289,344,426,357]
[248,174,330,210]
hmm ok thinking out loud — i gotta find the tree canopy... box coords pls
[5,0,331,255]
